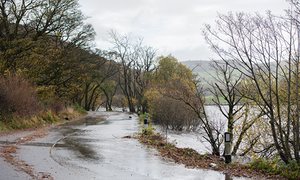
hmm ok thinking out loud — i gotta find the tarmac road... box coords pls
[0,111,247,180]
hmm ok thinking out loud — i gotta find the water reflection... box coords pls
[61,116,104,126]
[63,137,101,161]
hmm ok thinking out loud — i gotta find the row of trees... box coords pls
[0,0,96,100]
[0,0,162,121]
[127,0,300,164]
[108,31,156,113]
[106,30,295,161]
[1,0,298,166]
[0,0,123,120]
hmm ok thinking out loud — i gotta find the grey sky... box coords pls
[78,0,289,61]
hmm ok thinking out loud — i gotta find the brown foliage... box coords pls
[0,75,41,120]
[151,97,199,131]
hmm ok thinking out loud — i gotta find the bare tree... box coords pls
[108,31,137,112]
[210,61,244,135]
[204,10,300,163]
[163,77,223,156]
[134,45,156,113]
[108,31,156,113]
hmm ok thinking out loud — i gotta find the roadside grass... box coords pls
[0,106,87,133]
[0,121,10,131]
[1,110,60,130]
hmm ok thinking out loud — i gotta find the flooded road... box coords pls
[6,111,248,179]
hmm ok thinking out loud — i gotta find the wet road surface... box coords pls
[2,111,248,180]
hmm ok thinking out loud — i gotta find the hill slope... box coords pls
[181,60,217,83]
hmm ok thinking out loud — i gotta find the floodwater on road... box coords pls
[16,111,248,180]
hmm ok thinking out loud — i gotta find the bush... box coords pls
[36,85,56,106]
[0,121,9,131]
[249,158,300,179]
[142,126,154,136]
[0,75,41,121]
[151,97,199,131]
[50,102,65,114]
[249,158,280,173]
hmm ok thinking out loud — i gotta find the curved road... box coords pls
[1,111,246,180]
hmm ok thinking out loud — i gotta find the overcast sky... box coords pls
[78,0,289,61]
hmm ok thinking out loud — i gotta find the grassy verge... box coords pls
[137,129,291,179]
[0,104,88,179]
[0,105,87,133]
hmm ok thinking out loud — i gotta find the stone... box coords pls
[209,163,218,168]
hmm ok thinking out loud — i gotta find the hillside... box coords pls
[181,60,217,84]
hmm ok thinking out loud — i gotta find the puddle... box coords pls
[97,120,111,125]
[58,127,88,137]
[61,116,105,126]
[21,142,68,147]
[0,140,17,145]
[63,137,101,161]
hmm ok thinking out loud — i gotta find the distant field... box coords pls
[205,95,227,105]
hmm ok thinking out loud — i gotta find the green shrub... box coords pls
[139,113,145,124]
[249,158,300,179]
[142,126,154,136]
[250,158,277,173]
[281,161,300,179]
[150,97,199,131]
[0,121,9,131]
[139,113,151,124]
[73,103,87,114]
